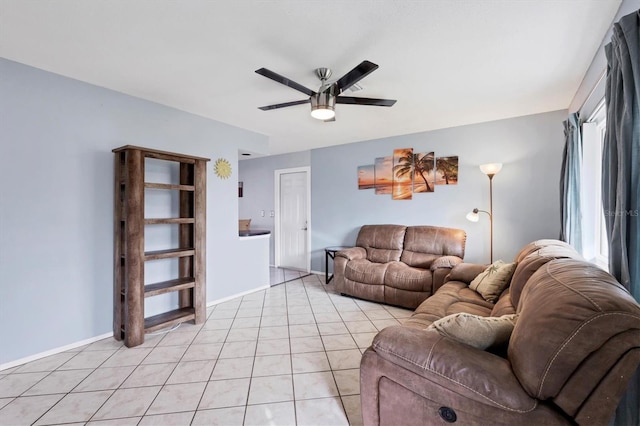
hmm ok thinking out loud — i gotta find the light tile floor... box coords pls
[0,274,413,425]
[269,267,311,286]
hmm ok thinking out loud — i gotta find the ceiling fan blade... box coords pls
[336,96,397,107]
[255,68,315,97]
[258,99,310,111]
[335,60,379,93]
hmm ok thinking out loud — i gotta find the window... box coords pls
[581,100,609,269]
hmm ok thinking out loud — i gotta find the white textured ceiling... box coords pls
[0,0,621,156]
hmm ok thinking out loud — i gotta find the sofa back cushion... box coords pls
[508,259,640,403]
[356,225,407,263]
[400,226,466,268]
[509,239,582,307]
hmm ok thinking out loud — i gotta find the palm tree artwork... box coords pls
[413,152,435,193]
[436,156,459,185]
[358,149,458,198]
[392,148,414,200]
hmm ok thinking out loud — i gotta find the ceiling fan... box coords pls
[255,60,396,121]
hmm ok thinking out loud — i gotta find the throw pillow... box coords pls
[426,313,518,350]
[469,260,517,303]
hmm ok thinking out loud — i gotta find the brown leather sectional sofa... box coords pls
[360,239,640,425]
[333,224,467,309]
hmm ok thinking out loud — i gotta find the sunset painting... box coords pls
[358,165,375,189]
[436,156,459,185]
[359,149,458,199]
[413,152,435,193]
[392,148,413,200]
[374,156,393,194]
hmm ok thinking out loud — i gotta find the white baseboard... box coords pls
[206,284,271,307]
[0,332,113,371]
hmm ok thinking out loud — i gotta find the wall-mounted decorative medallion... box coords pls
[214,158,232,179]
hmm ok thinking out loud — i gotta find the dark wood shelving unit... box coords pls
[144,307,196,333]
[113,145,210,348]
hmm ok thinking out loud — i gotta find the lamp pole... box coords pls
[477,163,502,263]
[487,173,495,263]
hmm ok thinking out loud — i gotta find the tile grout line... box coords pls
[28,339,131,424]
[241,285,267,425]
[86,307,212,424]
[286,279,298,426]
[304,275,351,422]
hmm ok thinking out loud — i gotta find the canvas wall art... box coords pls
[413,151,435,193]
[358,149,458,199]
[374,156,393,195]
[392,148,413,200]
[358,165,375,190]
[436,156,459,185]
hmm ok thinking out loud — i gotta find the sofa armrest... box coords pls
[445,262,487,284]
[430,255,463,271]
[335,246,366,261]
[369,326,537,412]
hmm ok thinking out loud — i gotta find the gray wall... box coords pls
[238,151,311,265]
[310,110,568,270]
[0,58,269,364]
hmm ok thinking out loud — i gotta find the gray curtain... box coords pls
[559,113,583,253]
[603,9,640,426]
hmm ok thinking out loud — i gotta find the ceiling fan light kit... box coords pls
[310,91,336,120]
[256,60,396,122]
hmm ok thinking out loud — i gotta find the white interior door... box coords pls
[275,167,310,272]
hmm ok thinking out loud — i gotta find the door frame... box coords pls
[274,166,311,272]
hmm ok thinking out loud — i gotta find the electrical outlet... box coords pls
[270,210,275,217]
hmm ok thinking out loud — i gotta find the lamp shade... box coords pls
[466,209,480,222]
[479,163,503,176]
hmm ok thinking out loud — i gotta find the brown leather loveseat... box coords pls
[333,224,467,309]
[360,240,640,425]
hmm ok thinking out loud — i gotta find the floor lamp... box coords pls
[466,163,502,263]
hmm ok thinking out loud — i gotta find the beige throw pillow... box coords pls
[469,260,516,302]
[427,313,518,350]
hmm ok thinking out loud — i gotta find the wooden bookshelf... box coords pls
[113,145,209,347]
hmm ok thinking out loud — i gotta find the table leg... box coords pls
[325,250,330,284]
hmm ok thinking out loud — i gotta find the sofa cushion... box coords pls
[401,226,466,267]
[403,281,494,329]
[490,288,516,316]
[427,313,518,350]
[356,224,406,263]
[344,259,388,285]
[470,260,517,303]
[384,261,432,292]
[445,263,488,284]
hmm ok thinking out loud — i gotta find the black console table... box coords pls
[324,246,351,284]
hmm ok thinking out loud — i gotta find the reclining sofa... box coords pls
[333,224,466,309]
[360,239,640,425]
